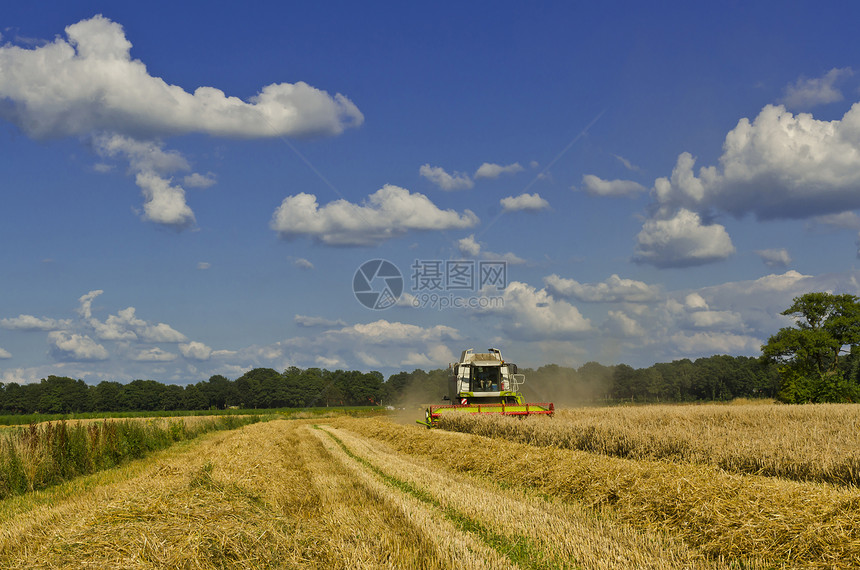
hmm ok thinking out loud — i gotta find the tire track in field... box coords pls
[308,425,517,570]
[297,422,457,569]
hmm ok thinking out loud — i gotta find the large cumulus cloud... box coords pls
[654,104,860,220]
[0,15,363,140]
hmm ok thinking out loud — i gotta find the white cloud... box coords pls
[180,341,213,361]
[545,274,661,303]
[808,211,860,230]
[94,306,186,343]
[88,312,137,341]
[77,291,187,343]
[633,209,735,268]
[1,289,244,380]
[269,319,462,370]
[478,281,591,340]
[294,315,347,328]
[685,270,820,339]
[474,162,524,179]
[48,331,109,361]
[95,134,189,173]
[458,235,482,256]
[0,347,11,359]
[294,258,314,270]
[781,67,853,110]
[270,184,479,246]
[316,355,345,369]
[740,269,812,293]
[136,321,187,343]
[669,331,762,355]
[456,235,526,264]
[690,270,815,322]
[689,310,744,330]
[399,345,456,367]
[133,347,177,362]
[95,134,196,229]
[483,251,526,264]
[197,262,211,270]
[603,310,646,338]
[427,343,456,365]
[134,171,195,228]
[755,248,792,268]
[523,270,859,367]
[401,352,432,367]
[684,293,709,310]
[0,15,363,140]
[679,294,744,330]
[500,193,549,212]
[183,172,216,188]
[322,320,461,344]
[580,174,647,197]
[419,164,474,190]
[77,290,102,320]
[613,154,641,172]
[0,315,71,331]
[640,270,828,356]
[654,104,860,220]
[571,270,828,364]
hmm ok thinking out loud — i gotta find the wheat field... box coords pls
[0,404,856,568]
[438,402,860,485]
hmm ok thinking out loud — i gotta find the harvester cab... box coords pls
[417,348,554,427]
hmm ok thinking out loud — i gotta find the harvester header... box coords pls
[417,347,554,427]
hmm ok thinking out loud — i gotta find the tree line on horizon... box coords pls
[0,350,852,416]
[1,292,858,414]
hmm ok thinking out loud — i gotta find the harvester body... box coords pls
[417,348,554,427]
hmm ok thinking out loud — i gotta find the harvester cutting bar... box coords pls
[419,402,554,427]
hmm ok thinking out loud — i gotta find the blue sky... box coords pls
[3,2,860,384]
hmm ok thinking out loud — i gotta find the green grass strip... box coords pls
[317,426,561,570]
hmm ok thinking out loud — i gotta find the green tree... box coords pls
[91,381,124,412]
[611,364,636,400]
[121,380,165,411]
[39,375,91,413]
[182,384,208,410]
[160,384,186,410]
[235,368,282,408]
[2,383,25,413]
[762,292,860,403]
[199,375,233,409]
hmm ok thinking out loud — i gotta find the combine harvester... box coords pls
[417,348,554,428]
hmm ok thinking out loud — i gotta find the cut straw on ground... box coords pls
[335,415,860,568]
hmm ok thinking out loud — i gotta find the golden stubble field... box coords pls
[0,403,858,569]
